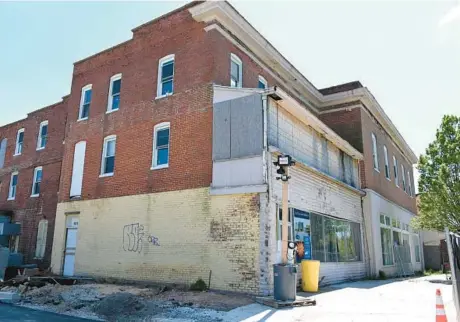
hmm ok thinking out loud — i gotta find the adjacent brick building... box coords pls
[318,81,422,276]
[0,97,68,268]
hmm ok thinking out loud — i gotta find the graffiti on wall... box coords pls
[122,223,160,253]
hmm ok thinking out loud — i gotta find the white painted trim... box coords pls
[393,155,399,187]
[31,166,43,197]
[401,164,407,193]
[14,128,24,156]
[383,145,390,180]
[152,122,170,169]
[371,132,379,171]
[321,88,418,164]
[156,54,175,98]
[100,135,116,176]
[258,75,268,89]
[210,184,267,195]
[107,73,122,112]
[36,120,48,150]
[189,2,322,102]
[8,171,18,200]
[203,23,319,113]
[78,84,92,121]
[230,53,243,88]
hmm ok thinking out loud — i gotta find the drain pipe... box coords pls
[360,191,373,278]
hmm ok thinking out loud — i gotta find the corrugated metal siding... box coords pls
[269,154,367,285]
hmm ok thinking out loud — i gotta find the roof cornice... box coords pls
[321,88,418,164]
[189,1,323,106]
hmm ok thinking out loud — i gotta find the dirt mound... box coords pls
[93,292,145,319]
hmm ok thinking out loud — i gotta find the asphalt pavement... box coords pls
[0,304,93,322]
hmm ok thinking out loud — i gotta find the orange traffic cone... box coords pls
[436,289,448,322]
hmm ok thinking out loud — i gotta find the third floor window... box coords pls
[37,120,48,150]
[79,84,92,120]
[157,54,175,97]
[371,133,379,171]
[383,145,390,179]
[107,74,122,112]
[14,128,24,155]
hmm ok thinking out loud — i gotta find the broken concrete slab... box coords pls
[0,291,20,304]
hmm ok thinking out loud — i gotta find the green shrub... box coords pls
[190,278,207,291]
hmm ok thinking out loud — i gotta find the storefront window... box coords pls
[311,214,325,262]
[381,227,393,265]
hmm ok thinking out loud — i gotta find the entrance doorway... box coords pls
[63,217,79,276]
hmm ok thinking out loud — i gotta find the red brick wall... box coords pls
[59,8,215,202]
[360,109,417,214]
[0,100,67,266]
[319,108,363,153]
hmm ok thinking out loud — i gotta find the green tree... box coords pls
[414,115,460,231]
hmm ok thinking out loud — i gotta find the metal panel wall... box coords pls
[213,94,263,161]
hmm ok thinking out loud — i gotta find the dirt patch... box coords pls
[10,282,253,321]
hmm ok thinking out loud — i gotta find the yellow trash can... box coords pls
[301,260,320,292]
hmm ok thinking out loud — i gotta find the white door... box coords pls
[70,141,86,197]
[63,219,79,276]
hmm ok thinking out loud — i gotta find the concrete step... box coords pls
[0,292,20,304]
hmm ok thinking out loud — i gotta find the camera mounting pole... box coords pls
[273,155,295,264]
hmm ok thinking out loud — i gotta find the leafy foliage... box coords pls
[413,115,460,231]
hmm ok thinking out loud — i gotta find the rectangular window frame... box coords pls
[393,156,399,187]
[36,120,48,150]
[14,128,25,156]
[8,171,18,200]
[258,75,267,89]
[151,122,170,170]
[156,54,175,99]
[401,164,406,192]
[100,135,116,177]
[31,166,42,197]
[380,214,395,266]
[407,171,413,197]
[383,145,390,180]
[107,73,122,113]
[230,53,243,88]
[78,84,92,121]
[371,133,379,172]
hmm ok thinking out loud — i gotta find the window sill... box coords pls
[99,173,114,178]
[155,93,173,100]
[373,168,380,173]
[13,153,21,157]
[30,194,39,198]
[7,197,15,201]
[77,117,88,122]
[36,147,45,151]
[151,164,169,170]
[106,108,118,114]
[385,177,391,181]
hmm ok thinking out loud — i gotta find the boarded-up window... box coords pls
[35,219,48,259]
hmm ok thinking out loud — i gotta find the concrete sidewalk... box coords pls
[224,276,456,322]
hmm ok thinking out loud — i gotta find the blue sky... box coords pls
[1,1,459,187]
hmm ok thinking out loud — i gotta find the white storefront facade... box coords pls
[363,189,423,277]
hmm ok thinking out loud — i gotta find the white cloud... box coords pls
[439,4,460,27]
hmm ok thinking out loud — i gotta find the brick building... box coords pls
[0,1,420,293]
[318,81,422,276]
[0,97,68,268]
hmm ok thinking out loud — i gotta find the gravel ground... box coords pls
[1,282,253,321]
